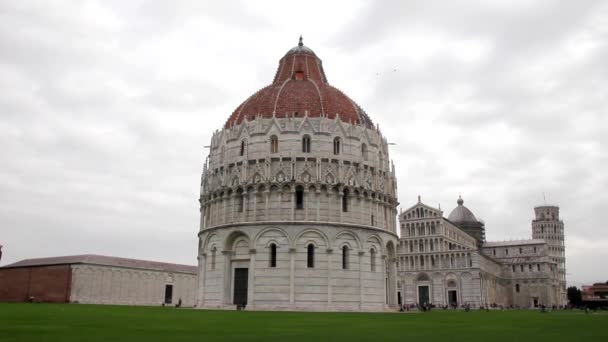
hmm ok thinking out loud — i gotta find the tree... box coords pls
[567,286,582,306]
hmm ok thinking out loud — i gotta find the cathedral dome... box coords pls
[448,196,478,223]
[225,37,373,129]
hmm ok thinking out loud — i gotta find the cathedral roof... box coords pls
[225,37,374,129]
[447,196,479,223]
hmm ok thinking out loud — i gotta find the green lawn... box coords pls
[0,304,606,342]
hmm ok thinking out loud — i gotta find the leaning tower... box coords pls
[531,205,566,305]
[196,38,399,312]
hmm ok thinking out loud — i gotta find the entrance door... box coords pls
[418,286,429,305]
[233,268,248,305]
[164,284,173,304]
[533,298,539,307]
[448,290,458,307]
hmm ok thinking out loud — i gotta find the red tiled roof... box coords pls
[225,39,373,129]
[1,254,197,274]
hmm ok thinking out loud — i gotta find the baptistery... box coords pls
[196,38,399,311]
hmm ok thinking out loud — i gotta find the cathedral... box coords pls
[397,197,566,308]
[195,38,566,311]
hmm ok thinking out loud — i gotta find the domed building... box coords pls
[196,38,399,311]
[397,196,566,308]
[447,196,486,245]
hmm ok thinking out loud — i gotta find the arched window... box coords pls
[370,248,376,272]
[342,188,349,212]
[342,246,349,269]
[269,243,277,268]
[307,244,315,268]
[211,247,217,270]
[515,283,520,293]
[270,135,278,153]
[295,185,304,210]
[237,189,244,212]
[240,140,246,156]
[302,135,311,153]
[333,137,341,155]
[361,143,368,160]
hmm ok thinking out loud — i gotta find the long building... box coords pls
[0,254,197,306]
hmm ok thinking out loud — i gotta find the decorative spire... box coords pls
[298,35,303,47]
[457,195,464,206]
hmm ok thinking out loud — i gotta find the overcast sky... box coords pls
[1,1,606,286]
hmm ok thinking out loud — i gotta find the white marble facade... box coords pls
[196,116,400,311]
[70,264,196,306]
[397,198,566,308]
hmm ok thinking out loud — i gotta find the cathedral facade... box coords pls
[196,39,400,311]
[397,197,566,308]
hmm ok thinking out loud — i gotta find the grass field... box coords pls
[0,304,606,342]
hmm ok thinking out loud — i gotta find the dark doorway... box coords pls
[418,286,429,305]
[164,284,173,304]
[233,268,248,305]
[533,298,539,307]
[398,291,402,305]
[448,290,458,307]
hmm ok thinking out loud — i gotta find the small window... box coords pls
[371,214,374,225]
[270,135,278,153]
[370,249,376,272]
[302,135,311,153]
[519,247,523,254]
[333,137,341,155]
[493,249,496,256]
[342,246,349,269]
[361,144,368,161]
[237,192,244,212]
[537,264,541,271]
[295,71,304,80]
[534,246,537,253]
[342,189,349,212]
[295,186,304,210]
[515,284,520,293]
[505,249,509,255]
[211,247,217,270]
[512,265,516,272]
[520,265,524,272]
[270,243,277,268]
[307,244,315,268]
[529,264,532,272]
[240,140,246,156]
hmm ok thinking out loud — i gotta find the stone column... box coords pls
[221,250,232,307]
[382,255,387,305]
[230,194,235,223]
[248,249,256,309]
[304,188,309,221]
[289,247,296,304]
[338,190,343,223]
[197,253,207,307]
[252,189,258,222]
[359,251,365,310]
[291,189,295,220]
[243,191,249,222]
[264,190,270,221]
[327,248,333,306]
[222,196,227,224]
[316,188,321,221]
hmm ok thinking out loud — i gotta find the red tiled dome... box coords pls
[225,37,373,128]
